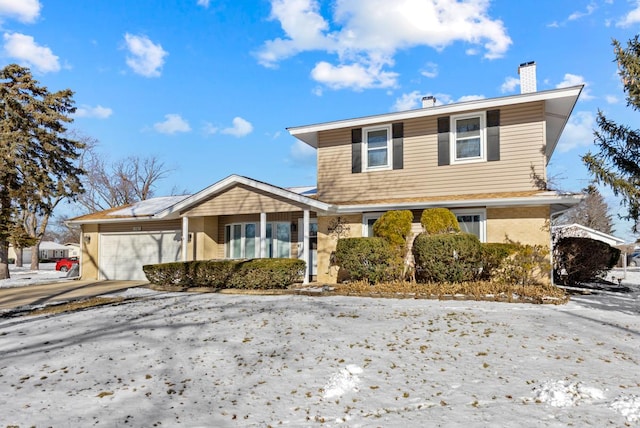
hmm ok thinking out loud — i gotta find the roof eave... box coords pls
[333,193,584,214]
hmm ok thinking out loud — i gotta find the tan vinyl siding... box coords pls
[317,101,546,203]
[184,184,308,216]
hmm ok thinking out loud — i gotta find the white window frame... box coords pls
[452,208,486,242]
[450,112,486,164]
[362,124,393,171]
[362,212,385,237]
[225,222,291,259]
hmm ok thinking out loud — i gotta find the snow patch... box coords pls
[610,394,640,422]
[323,365,363,399]
[533,380,605,407]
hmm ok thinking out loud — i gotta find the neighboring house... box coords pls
[65,243,81,258]
[8,241,70,264]
[69,62,583,283]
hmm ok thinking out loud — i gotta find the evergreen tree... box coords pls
[557,185,614,234]
[583,36,640,232]
[0,64,84,279]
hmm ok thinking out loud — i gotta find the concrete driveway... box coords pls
[0,280,149,311]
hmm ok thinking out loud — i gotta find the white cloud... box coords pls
[221,117,253,137]
[311,60,398,90]
[74,105,113,119]
[290,139,316,163]
[617,2,640,27]
[500,76,520,93]
[153,114,191,134]
[557,111,595,153]
[3,32,59,73]
[197,0,210,7]
[0,0,40,23]
[605,95,619,104]
[420,62,438,78]
[257,0,511,90]
[568,3,596,21]
[556,73,593,100]
[124,33,168,77]
[202,122,219,135]
[393,91,422,111]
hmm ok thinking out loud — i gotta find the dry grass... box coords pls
[332,281,569,304]
[26,297,127,316]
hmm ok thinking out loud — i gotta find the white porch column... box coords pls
[181,216,189,262]
[260,212,267,258]
[303,209,310,284]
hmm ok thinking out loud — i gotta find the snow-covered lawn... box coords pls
[0,262,70,288]
[0,270,639,426]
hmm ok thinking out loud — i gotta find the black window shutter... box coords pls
[486,109,500,162]
[351,128,362,173]
[392,122,403,170]
[437,116,450,166]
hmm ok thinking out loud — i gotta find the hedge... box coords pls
[412,232,481,283]
[553,237,620,285]
[142,258,305,289]
[334,237,404,284]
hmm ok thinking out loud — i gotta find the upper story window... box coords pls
[363,125,392,171]
[451,112,486,164]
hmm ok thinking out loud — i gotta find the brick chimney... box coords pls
[518,61,537,94]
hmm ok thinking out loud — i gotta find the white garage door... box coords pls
[99,231,182,280]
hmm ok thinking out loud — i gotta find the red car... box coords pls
[55,257,79,272]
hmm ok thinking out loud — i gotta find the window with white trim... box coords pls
[225,222,291,259]
[363,125,392,170]
[362,212,384,237]
[451,112,486,163]
[452,209,486,242]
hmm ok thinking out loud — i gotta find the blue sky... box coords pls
[2,0,640,238]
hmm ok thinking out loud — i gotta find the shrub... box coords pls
[420,208,460,235]
[335,237,403,284]
[553,237,620,285]
[373,210,413,250]
[493,242,551,286]
[478,242,519,281]
[226,258,305,289]
[143,258,305,289]
[412,232,481,283]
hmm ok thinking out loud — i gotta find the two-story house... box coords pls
[70,62,583,283]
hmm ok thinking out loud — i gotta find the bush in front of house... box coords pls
[225,258,306,289]
[142,258,305,289]
[493,241,551,286]
[553,237,620,285]
[372,210,413,249]
[478,242,520,281]
[412,232,482,283]
[420,208,460,235]
[335,237,404,284]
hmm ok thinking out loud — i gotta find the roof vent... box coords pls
[518,61,537,94]
[421,95,436,108]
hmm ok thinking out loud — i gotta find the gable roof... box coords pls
[287,85,583,163]
[69,175,331,224]
[552,223,627,247]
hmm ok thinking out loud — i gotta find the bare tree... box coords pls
[77,142,172,212]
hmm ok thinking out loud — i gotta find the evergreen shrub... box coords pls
[412,232,481,283]
[372,210,413,249]
[143,258,305,289]
[479,242,519,281]
[335,237,403,283]
[420,208,460,235]
[553,237,620,285]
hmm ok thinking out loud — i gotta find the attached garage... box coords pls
[98,231,182,280]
